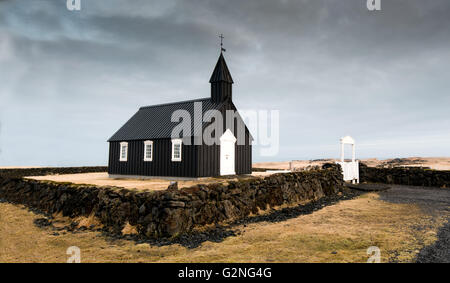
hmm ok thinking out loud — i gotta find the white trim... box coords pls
[340,136,355,145]
[340,136,356,162]
[143,140,153,162]
[171,139,182,162]
[337,136,359,184]
[220,129,237,143]
[119,142,128,162]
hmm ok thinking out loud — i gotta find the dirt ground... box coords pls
[1,185,448,263]
[253,157,450,170]
[26,173,258,191]
[25,171,278,191]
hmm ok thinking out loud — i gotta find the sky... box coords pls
[0,0,449,166]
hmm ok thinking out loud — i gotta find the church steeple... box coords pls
[210,52,233,103]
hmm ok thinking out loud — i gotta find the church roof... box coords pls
[209,53,234,83]
[108,98,223,141]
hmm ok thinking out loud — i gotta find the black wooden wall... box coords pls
[235,144,252,175]
[108,138,198,177]
[108,141,251,178]
[108,102,252,178]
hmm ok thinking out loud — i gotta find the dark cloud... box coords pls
[0,0,449,166]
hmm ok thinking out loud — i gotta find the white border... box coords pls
[171,139,182,162]
[119,142,128,162]
[143,140,153,162]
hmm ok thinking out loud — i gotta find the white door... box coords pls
[220,129,236,175]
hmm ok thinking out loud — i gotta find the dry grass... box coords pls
[121,222,138,235]
[0,193,446,263]
[74,213,103,229]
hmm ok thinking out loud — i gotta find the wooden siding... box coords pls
[197,144,220,177]
[109,140,251,178]
[235,144,252,175]
[211,81,232,103]
[108,138,198,177]
[108,101,252,178]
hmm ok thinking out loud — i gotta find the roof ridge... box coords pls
[139,97,211,110]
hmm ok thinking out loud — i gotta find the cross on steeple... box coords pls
[219,34,226,53]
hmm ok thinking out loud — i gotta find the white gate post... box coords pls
[337,136,359,184]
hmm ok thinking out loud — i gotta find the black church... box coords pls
[107,52,252,178]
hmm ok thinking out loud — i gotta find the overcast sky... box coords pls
[0,0,449,166]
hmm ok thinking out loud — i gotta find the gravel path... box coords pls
[378,185,450,216]
[345,183,390,191]
[378,185,450,263]
[416,220,450,263]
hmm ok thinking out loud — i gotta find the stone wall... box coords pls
[359,163,450,188]
[0,166,107,178]
[0,164,345,238]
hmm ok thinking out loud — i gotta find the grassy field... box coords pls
[0,192,445,263]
